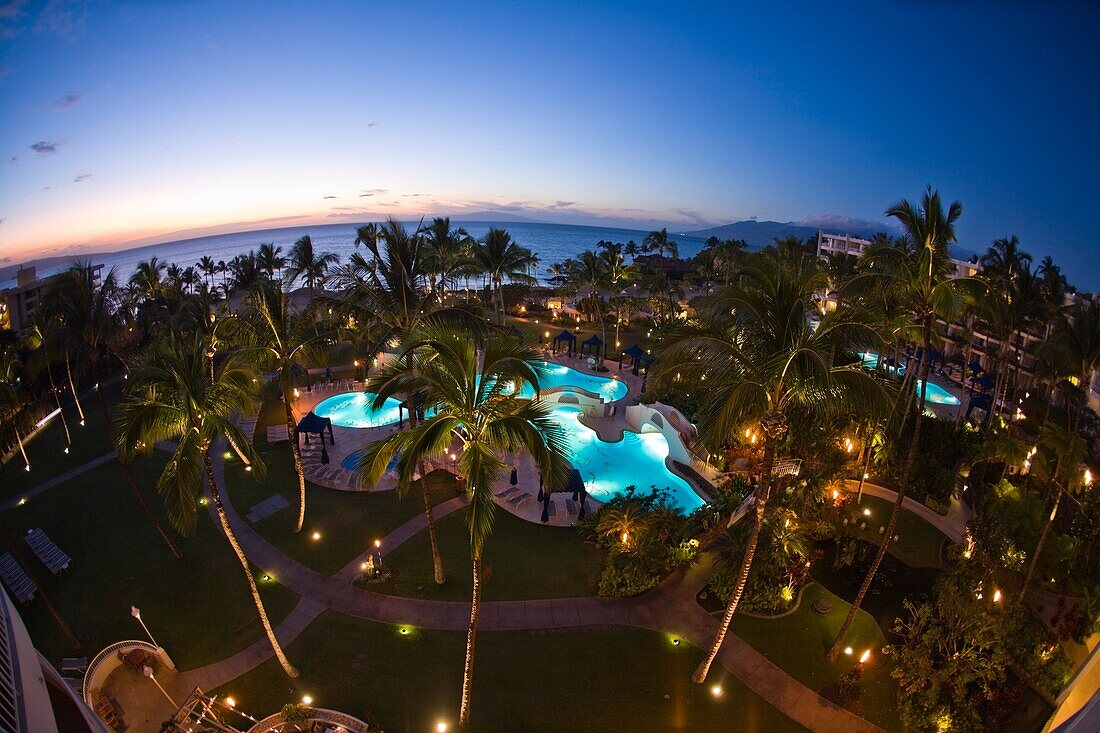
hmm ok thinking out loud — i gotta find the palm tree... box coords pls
[42,264,183,559]
[1050,299,1100,431]
[355,330,570,726]
[421,217,474,299]
[286,234,339,301]
[623,239,640,261]
[241,282,330,533]
[659,254,888,683]
[473,228,537,325]
[643,228,676,258]
[129,256,167,301]
[115,336,298,677]
[0,344,31,470]
[1019,421,1090,598]
[198,255,218,287]
[980,235,1032,289]
[828,187,982,660]
[569,250,611,352]
[256,242,286,280]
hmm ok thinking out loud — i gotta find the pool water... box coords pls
[858,352,960,406]
[315,361,628,429]
[313,392,407,429]
[551,405,703,511]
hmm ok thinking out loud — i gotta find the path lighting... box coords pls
[292,388,300,399]
[863,508,871,517]
[710,685,723,698]
[843,647,853,655]
[311,531,321,541]
[225,696,236,708]
[1085,469,1094,487]
[437,723,449,732]
[863,473,870,480]
[302,695,313,705]
[859,650,871,664]
[993,589,1002,603]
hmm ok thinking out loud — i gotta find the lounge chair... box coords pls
[566,499,577,515]
[0,553,35,603]
[25,528,70,575]
[506,492,531,509]
[547,499,557,518]
[494,486,520,499]
[61,657,88,675]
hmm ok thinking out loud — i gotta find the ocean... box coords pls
[3,222,710,290]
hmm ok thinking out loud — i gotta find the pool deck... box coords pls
[286,353,653,525]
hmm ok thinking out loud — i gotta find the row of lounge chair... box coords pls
[0,528,71,603]
[493,486,584,518]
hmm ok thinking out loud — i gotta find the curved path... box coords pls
[840,479,970,543]
[181,452,881,733]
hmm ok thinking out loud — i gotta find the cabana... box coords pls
[622,343,645,372]
[552,329,577,357]
[296,411,335,464]
[581,334,604,362]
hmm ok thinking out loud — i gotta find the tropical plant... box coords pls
[420,217,475,298]
[286,234,339,299]
[473,228,537,325]
[658,252,888,682]
[829,187,983,660]
[256,242,286,280]
[241,281,332,533]
[43,264,183,558]
[355,329,570,726]
[643,228,678,259]
[115,335,298,677]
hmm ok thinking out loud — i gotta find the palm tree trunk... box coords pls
[692,413,783,683]
[14,423,29,469]
[94,375,183,559]
[65,352,85,424]
[202,449,299,678]
[828,326,931,661]
[420,461,445,585]
[47,367,72,448]
[285,393,308,534]
[1020,481,1062,600]
[459,548,483,726]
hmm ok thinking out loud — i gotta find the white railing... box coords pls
[82,640,160,702]
[248,707,372,732]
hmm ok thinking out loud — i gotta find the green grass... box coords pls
[504,314,661,355]
[730,583,901,732]
[216,610,807,733]
[2,451,297,670]
[371,507,604,601]
[842,493,947,567]
[0,388,119,502]
[225,448,463,576]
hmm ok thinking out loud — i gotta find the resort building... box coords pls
[815,231,1100,411]
[0,588,108,732]
[0,264,103,334]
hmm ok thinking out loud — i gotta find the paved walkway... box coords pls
[1,452,115,511]
[840,479,970,542]
[185,451,881,733]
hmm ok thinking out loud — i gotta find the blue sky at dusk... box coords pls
[1,1,1098,286]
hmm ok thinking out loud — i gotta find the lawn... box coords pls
[216,610,807,733]
[371,507,604,601]
[730,583,901,732]
[842,493,947,568]
[0,386,120,502]
[225,448,463,576]
[2,451,298,670]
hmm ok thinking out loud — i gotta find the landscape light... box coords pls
[361,562,368,571]
[863,508,871,517]
[311,531,321,541]
[843,647,852,655]
[225,696,236,707]
[859,650,871,664]
[1085,469,1093,486]
[437,723,448,732]
[302,695,313,705]
[993,589,1002,603]
[375,539,381,548]
[710,685,723,698]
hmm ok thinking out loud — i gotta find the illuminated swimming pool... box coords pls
[313,392,407,429]
[316,361,628,429]
[551,404,703,511]
[858,352,960,406]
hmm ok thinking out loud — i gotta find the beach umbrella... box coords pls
[537,472,545,502]
[541,492,550,523]
[510,466,518,485]
[321,444,330,465]
[624,344,645,363]
[578,486,588,520]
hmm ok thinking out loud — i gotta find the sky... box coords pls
[1,1,1099,287]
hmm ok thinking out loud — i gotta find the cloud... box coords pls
[0,218,5,226]
[358,193,374,197]
[73,172,91,182]
[799,213,899,233]
[367,121,378,127]
[546,201,578,210]
[8,156,16,164]
[401,193,430,197]
[30,139,63,155]
[38,92,81,109]
[2,0,88,40]
[323,195,337,199]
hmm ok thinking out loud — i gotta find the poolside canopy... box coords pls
[581,334,604,360]
[622,343,645,371]
[552,329,577,356]
[296,411,335,464]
